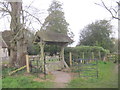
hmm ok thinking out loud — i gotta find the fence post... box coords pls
[82,52,84,59]
[69,52,72,66]
[99,51,101,60]
[92,52,94,60]
[26,55,30,73]
[82,52,84,63]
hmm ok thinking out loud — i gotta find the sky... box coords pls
[0,0,118,46]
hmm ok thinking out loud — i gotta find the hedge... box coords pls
[64,46,110,65]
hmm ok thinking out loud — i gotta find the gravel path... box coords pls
[51,71,72,88]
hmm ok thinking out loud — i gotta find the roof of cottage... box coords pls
[2,30,13,48]
[2,38,8,48]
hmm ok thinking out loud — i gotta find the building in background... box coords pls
[1,37,9,61]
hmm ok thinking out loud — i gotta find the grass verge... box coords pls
[67,61,118,88]
[2,67,54,88]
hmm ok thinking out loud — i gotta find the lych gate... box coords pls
[32,31,73,73]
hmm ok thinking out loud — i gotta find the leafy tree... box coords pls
[41,0,69,35]
[78,20,115,52]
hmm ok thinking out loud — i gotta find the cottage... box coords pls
[1,36,9,61]
[0,30,13,61]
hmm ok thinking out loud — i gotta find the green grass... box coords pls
[2,61,118,88]
[2,75,53,88]
[67,61,118,88]
[2,67,54,88]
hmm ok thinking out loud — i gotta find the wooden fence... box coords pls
[26,55,65,73]
[69,52,98,78]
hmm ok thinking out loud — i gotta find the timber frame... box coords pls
[34,30,73,69]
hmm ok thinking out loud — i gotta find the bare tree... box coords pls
[95,0,120,54]
[95,0,120,20]
[0,1,42,67]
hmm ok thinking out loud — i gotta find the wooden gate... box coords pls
[71,58,98,78]
[45,55,64,72]
[26,55,65,74]
[106,53,118,63]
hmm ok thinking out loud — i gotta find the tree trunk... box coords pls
[17,38,27,67]
[9,42,17,67]
[9,1,27,67]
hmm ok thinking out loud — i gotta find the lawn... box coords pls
[67,61,118,88]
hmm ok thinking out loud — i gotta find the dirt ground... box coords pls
[51,71,72,88]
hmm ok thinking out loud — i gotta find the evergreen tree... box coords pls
[41,0,69,35]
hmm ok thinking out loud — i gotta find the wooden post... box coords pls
[26,55,30,73]
[82,52,84,59]
[99,51,101,60]
[69,52,72,66]
[39,42,45,72]
[60,45,69,68]
[40,42,45,61]
[92,52,94,60]
[81,52,84,63]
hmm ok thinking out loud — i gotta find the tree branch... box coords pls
[95,0,120,20]
[24,10,42,25]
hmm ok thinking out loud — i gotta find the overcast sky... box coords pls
[0,0,118,46]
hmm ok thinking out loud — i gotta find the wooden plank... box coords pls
[9,65,26,75]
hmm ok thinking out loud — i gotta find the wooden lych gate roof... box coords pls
[34,31,73,44]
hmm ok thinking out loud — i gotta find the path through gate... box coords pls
[26,54,65,74]
[45,55,64,72]
[71,58,98,78]
[28,55,42,73]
